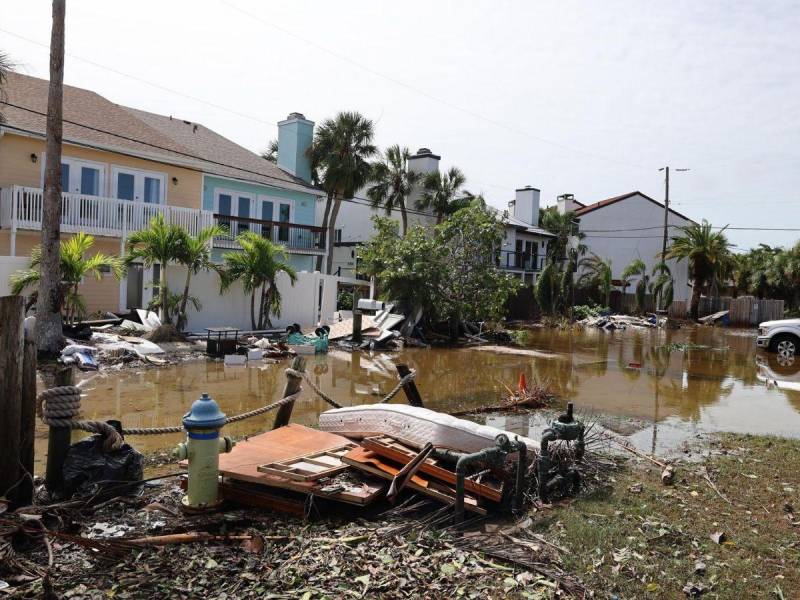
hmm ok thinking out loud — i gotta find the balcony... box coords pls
[0,186,326,256]
[1,185,214,241]
[500,250,543,272]
[212,213,325,254]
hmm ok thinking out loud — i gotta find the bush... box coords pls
[572,303,608,320]
[337,290,354,310]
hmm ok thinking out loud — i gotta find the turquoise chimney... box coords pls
[277,112,314,183]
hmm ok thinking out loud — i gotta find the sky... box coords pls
[1,0,798,251]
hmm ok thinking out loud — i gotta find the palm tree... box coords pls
[650,262,675,311]
[417,167,470,224]
[621,258,649,314]
[36,0,67,355]
[175,224,225,331]
[307,111,377,273]
[11,232,125,324]
[539,206,587,264]
[125,213,188,324]
[577,253,613,307]
[260,139,279,163]
[0,51,15,123]
[366,145,420,235]
[221,232,297,330]
[665,220,732,320]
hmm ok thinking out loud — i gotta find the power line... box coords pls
[216,0,651,172]
[0,28,275,128]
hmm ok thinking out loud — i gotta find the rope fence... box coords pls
[37,366,416,451]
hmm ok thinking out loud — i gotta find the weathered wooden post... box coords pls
[352,310,363,343]
[272,355,306,429]
[45,365,74,494]
[0,296,25,503]
[396,364,424,407]
[18,317,38,506]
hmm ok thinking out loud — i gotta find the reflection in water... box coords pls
[33,326,800,469]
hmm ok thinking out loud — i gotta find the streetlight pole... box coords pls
[657,167,689,311]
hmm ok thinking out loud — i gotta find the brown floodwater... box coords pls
[34,326,800,469]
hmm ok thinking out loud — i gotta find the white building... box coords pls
[559,191,694,301]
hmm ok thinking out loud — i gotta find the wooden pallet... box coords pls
[257,443,356,481]
[361,436,503,502]
[342,447,486,515]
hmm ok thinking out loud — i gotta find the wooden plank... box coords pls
[361,436,503,502]
[218,424,384,505]
[342,447,486,515]
[0,296,24,505]
[18,327,37,506]
[220,479,306,517]
[257,444,356,482]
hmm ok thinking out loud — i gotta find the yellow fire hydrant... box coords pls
[173,393,234,511]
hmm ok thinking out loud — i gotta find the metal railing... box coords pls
[1,185,215,238]
[212,213,326,252]
[500,250,543,272]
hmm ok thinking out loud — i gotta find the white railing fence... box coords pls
[2,186,215,238]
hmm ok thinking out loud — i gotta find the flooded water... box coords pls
[34,326,800,468]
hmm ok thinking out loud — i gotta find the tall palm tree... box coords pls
[417,167,469,224]
[539,207,586,264]
[175,224,225,331]
[577,253,613,307]
[125,213,188,324]
[11,233,125,324]
[260,139,279,163]
[621,258,649,314]
[221,232,297,330]
[366,145,420,235]
[36,0,67,355]
[307,111,377,273]
[665,220,732,320]
[650,262,675,311]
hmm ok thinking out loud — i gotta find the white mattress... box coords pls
[319,404,539,454]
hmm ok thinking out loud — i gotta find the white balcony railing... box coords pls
[1,185,215,239]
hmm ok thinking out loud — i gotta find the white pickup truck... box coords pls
[756,319,800,357]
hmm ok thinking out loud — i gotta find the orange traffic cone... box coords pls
[518,372,528,394]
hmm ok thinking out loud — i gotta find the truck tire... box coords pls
[771,333,799,357]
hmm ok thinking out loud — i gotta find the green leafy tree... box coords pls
[0,50,14,123]
[11,232,125,324]
[221,232,297,330]
[539,206,586,264]
[125,213,188,324]
[359,205,520,331]
[175,224,226,331]
[535,262,558,315]
[417,167,471,224]
[665,220,733,320]
[577,254,613,307]
[621,258,649,314]
[307,111,377,273]
[366,145,420,235]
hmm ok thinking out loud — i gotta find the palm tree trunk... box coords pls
[249,291,257,330]
[35,0,66,356]
[690,277,703,320]
[400,201,408,236]
[258,283,267,329]
[158,263,169,324]
[178,269,192,331]
[315,191,334,272]
[325,194,343,275]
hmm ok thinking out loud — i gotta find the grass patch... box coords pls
[536,434,800,598]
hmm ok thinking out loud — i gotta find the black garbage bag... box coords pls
[62,435,144,499]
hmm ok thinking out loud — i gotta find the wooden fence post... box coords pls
[272,356,305,429]
[0,296,25,503]
[396,364,424,408]
[17,318,38,507]
[45,366,75,495]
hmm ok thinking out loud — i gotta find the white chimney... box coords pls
[557,193,579,215]
[513,186,540,226]
[407,147,441,213]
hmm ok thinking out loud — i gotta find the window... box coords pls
[335,229,343,243]
[55,156,105,196]
[260,200,274,239]
[237,195,251,233]
[277,201,291,243]
[111,167,166,204]
[214,189,254,237]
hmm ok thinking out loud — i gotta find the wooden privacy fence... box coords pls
[668,296,784,325]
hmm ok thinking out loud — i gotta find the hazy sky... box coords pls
[2,0,798,250]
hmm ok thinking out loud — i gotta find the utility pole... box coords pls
[657,167,689,312]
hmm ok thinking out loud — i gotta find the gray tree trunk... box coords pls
[325,195,342,275]
[35,0,66,356]
[315,191,333,272]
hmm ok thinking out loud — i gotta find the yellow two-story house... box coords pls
[0,73,326,317]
